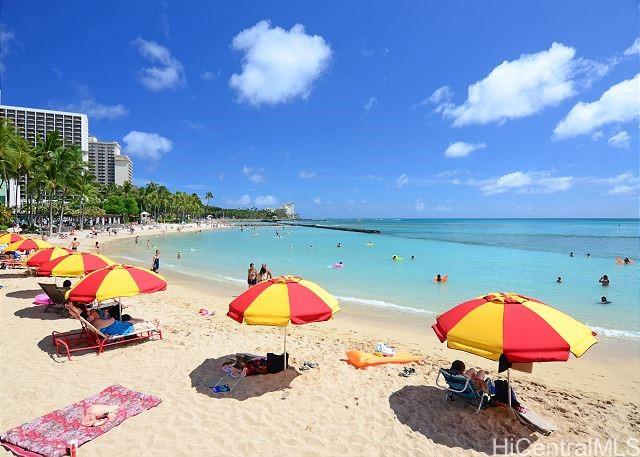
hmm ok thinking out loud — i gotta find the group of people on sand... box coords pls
[247,263,273,287]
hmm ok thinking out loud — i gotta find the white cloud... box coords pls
[74,99,128,120]
[467,171,573,195]
[430,43,607,126]
[396,173,409,188]
[229,20,332,106]
[414,199,425,211]
[229,195,252,207]
[363,96,377,114]
[299,170,316,179]
[254,195,278,207]
[181,120,205,131]
[242,165,265,183]
[623,38,640,56]
[132,38,186,91]
[591,131,604,141]
[0,24,15,73]
[218,173,225,181]
[593,172,640,195]
[444,141,486,158]
[313,197,322,205]
[122,131,173,160]
[554,74,640,139]
[201,70,219,81]
[608,131,630,149]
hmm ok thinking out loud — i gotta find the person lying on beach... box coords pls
[81,309,158,337]
[599,275,609,286]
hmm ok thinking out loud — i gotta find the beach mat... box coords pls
[515,406,557,436]
[1,384,161,457]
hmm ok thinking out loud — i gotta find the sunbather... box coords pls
[222,355,269,377]
[81,309,158,336]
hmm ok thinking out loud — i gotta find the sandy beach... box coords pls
[1,225,639,456]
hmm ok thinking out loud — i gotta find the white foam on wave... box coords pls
[215,274,246,285]
[589,326,640,340]
[118,255,144,263]
[336,295,435,315]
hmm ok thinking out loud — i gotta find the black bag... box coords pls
[493,379,521,408]
[266,352,289,374]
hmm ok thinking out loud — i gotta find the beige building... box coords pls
[114,154,133,185]
[88,136,133,185]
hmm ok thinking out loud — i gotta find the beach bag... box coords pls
[266,352,289,374]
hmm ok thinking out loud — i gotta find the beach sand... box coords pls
[1,225,639,456]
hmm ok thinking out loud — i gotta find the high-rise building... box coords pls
[0,105,89,154]
[0,105,89,208]
[114,154,133,186]
[282,202,295,218]
[87,136,133,185]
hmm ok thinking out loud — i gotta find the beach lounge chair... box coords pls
[435,368,489,414]
[52,304,162,361]
[38,282,68,314]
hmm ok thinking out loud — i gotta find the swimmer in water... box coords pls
[624,257,631,264]
[601,296,611,304]
[177,251,181,259]
[309,245,314,250]
[146,239,150,249]
[569,252,574,257]
[337,242,341,248]
[586,253,591,258]
[598,274,610,286]
[435,274,443,282]
[410,255,415,261]
[392,255,398,261]
[556,276,562,283]
[135,236,139,245]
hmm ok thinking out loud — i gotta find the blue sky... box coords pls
[1,1,638,218]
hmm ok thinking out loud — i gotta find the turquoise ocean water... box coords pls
[113,219,640,338]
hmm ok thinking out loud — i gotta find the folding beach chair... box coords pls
[52,304,162,361]
[38,283,68,314]
[435,368,490,414]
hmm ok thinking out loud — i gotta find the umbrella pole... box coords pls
[283,326,288,370]
[507,369,515,417]
[119,297,122,321]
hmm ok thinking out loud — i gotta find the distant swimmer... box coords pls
[332,261,344,269]
[289,244,293,249]
[410,255,415,261]
[569,252,574,257]
[177,251,181,259]
[586,253,591,258]
[135,236,139,245]
[366,242,374,247]
[392,255,398,261]
[309,245,314,250]
[624,257,631,264]
[557,276,562,283]
[435,274,448,283]
[146,239,150,249]
[601,296,611,304]
[337,242,341,248]
[598,274,610,286]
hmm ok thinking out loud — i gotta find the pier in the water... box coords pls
[265,221,381,234]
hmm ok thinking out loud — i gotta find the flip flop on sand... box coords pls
[399,367,416,377]
[303,361,318,369]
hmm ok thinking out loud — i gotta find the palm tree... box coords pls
[75,169,98,230]
[204,191,213,211]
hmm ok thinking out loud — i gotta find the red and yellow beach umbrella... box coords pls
[0,233,25,245]
[432,292,597,363]
[65,264,167,303]
[5,238,52,252]
[228,275,340,326]
[25,247,72,268]
[37,252,115,277]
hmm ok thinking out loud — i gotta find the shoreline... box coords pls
[98,229,639,393]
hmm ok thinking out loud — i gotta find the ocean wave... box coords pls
[589,326,640,339]
[336,295,435,315]
[215,274,246,285]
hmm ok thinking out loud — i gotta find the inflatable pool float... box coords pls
[33,293,54,306]
[332,263,344,269]
[346,350,423,369]
[392,256,404,261]
[616,257,634,264]
[434,274,448,283]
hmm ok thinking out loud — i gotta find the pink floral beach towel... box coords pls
[1,384,161,457]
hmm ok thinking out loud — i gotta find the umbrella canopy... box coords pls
[25,247,73,268]
[65,264,167,303]
[5,238,52,252]
[37,252,115,277]
[432,292,597,363]
[0,233,25,245]
[228,275,340,326]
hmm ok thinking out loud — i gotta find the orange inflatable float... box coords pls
[616,257,634,265]
[346,349,423,369]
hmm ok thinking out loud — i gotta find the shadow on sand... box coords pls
[189,355,300,401]
[389,385,538,454]
[6,289,42,299]
[14,305,65,321]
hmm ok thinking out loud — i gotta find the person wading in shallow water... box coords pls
[152,250,160,273]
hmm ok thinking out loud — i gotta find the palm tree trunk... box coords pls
[58,190,67,234]
[48,197,54,235]
[80,199,85,230]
